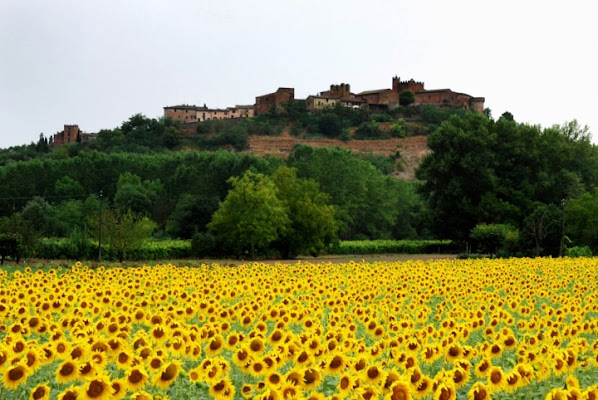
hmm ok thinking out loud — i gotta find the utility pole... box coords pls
[559,198,566,257]
[98,190,103,262]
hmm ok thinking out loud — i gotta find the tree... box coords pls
[166,193,220,239]
[0,233,22,264]
[470,223,518,256]
[113,172,163,217]
[416,113,498,242]
[89,209,156,262]
[208,171,290,258]
[565,189,598,253]
[523,203,561,257]
[271,166,338,257]
[399,90,416,106]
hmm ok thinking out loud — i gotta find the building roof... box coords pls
[164,104,209,111]
[356,89,391,96]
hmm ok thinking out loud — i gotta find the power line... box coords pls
[0,194,97,201]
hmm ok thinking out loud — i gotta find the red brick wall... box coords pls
[255,88,294,115]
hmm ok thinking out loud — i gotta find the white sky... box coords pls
[1,0,596,148]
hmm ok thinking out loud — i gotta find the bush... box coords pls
[565,246,593,258]
[399,90,415,106]
[470,223,518,256]
[390,119,407,138]
[371,114,393,123]
[353,122,388,140]
[328,240,455,255]
[191,232,217,258]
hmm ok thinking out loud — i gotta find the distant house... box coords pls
[53,125,97,146]
[164,104,255,123]
[254,88,294,115]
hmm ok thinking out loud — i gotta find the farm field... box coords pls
[1,258,597,399]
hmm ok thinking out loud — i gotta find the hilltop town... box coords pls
[53,75,484,144]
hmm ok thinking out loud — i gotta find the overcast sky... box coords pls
[1,0,596,149]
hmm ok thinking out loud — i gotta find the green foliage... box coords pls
[0,233,22,264]
[565,245,592,258]
[316,113,343,138]
[288,146,426,240]
[523,202,561,257]
[330,240,454,255]
[416,112,598,255]
[399,90,416,106]
[370,113,393,123]
[113,172,164,217]
[353,121,387,140]
[270,166,339,257]
[470,223,518,256]
[208,170,290,258]
[191,232,217,258]
[89,208,156,262]
[166,194,220,239]
[390,119,407,138]
[565,189,598,253]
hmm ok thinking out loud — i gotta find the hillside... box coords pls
[247,133,429,180]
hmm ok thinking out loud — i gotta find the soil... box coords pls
[246,133,430,180]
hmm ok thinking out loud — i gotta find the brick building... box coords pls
[354,76,484,112]
[164,104,255,123]
[53,125,97,146]
[254,88,294,115]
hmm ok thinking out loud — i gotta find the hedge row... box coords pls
[329,240,456,255]
[31,238,454,261]
[34,238,192,261]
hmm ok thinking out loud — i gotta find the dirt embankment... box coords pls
[246,134,430,180]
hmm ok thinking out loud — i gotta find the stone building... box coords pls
[354,76,484,112]
[254,88,294,115]
[164,104,255,123]
[53,125,97,146]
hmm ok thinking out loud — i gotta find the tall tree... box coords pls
[208,171,290,258]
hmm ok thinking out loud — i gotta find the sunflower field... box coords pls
[1,258,598,400]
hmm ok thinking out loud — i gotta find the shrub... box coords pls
[353,122,387,140]
[565,246,593,258]
[399,90,416,106]
[191,232,217,258]
[390,119,407,138]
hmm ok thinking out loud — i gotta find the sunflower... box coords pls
[188,367,201,383]
[153,360,182,390]
[387,379,412,400]
[209,377,235,399]
[302,368,323,390]
[240,384,254,399]
[451,366,469,390]
[79,373,114,400]
[325,354,346,375]
[130,391,153,400]
[78,360,97,380]
[57,386,79,400]
[249,360,267,377]
[124,365,150,391]
[110,378,128,400]
[486,366,505,392]
[115,350,134,370]
[474,357,492,378]
[362,363,386,387]
[232,346,253,370]
[29,382,51,400]
[206,334,225,357]
[433,382,456,400]
[413,377,432,400]
[56,360,79,384]
[545,388,568,400]
[467,382,491,400]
